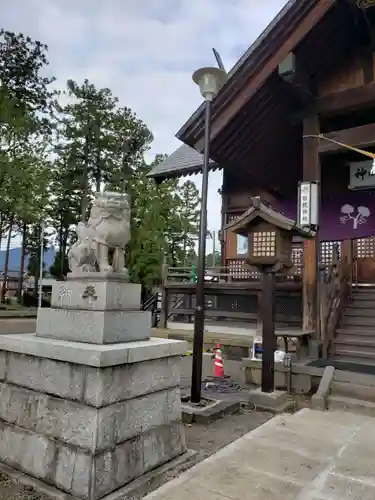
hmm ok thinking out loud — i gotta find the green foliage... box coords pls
[56,79,153,219]
[0,28,203,298]
[206,251,221,267]
[49,250,70,279]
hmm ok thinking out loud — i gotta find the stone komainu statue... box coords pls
[68,192,131,276]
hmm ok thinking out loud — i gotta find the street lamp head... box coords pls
[192,67,228,101]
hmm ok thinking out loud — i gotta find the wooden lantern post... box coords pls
[225,197,314,392]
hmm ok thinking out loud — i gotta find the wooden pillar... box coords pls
[302,115,321,336]
[341,239,353,293]
[261,269,276,393]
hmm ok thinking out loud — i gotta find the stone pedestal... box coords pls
[37,274,151,344]
[0,277,187,499]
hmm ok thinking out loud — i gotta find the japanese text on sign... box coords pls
[349,161,375,190]
[299,183,310,226]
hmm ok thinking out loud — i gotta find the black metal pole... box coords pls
[191,99,212,403]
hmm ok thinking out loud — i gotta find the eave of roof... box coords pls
[176,0,334,151]
[147,143,220,180]
[176,0,300,147]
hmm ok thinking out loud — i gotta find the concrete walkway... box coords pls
[145,408,375,499]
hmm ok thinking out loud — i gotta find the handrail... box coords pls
[321,254,351,360]
[141,292,161,327]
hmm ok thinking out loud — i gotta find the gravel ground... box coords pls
[0,472,50,500]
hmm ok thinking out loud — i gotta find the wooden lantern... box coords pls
[224,197,315,393]
[225,197,313,271]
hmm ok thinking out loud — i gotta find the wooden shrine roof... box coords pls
[154,0,371,190]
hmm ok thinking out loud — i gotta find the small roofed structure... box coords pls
[225,197,314,271]
[225,197,315,237]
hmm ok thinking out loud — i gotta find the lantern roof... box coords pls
[225,197,315,238]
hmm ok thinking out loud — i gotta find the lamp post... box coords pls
[38,222,44,309]
[190,66,227,403]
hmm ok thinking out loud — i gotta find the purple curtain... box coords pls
[277,191,375,241]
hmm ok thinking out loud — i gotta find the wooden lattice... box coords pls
[355,237,375,258]
[320,241,341,266]
[227,259,253,280]
[252,231,277,257]
[286,244,303,279]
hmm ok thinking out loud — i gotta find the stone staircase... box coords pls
[332,287,375,365]
[327,369,375,416]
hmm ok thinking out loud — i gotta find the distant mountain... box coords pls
[0,247,56,272]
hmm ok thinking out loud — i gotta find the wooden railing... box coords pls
[162,265,233,285]
[162,264,303,285]
[320,254,352,360]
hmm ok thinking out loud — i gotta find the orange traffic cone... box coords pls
[213,344,224,377]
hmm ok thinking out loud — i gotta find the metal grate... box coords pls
[275,294,302,326]
[218,294,258,313]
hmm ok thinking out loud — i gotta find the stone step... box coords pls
[334,369,375,385]
[336,327,375,337]
[333,348,375,360]
[330,354,375,366]
[342,316,375,327]
[331,381,375,402]
[328,395,375,416]
[334,336,375,352]
[351,293,375,301]
[345,307,375,317]
[349,301,375,308]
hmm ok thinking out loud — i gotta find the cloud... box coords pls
[2,0,288,243]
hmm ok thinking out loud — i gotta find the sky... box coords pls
[2,0,288,250]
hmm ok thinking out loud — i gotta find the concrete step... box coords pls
[328,395,375,416]
[345,307,375,317]
[334,348,375,360]
[331,381,375,402]
[336,328,375,337]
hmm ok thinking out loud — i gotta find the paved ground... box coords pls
[145,408,375,500]
[0,319,36,335]
[0,318,250,337]
[167,321,254,335]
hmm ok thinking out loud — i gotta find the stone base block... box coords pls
[0,333,187,367]
[248,388,295,413]
[0,450,197,500]
[0,419,186,499]
[36,308,151,344]
[181,398,241,424]
[0,335,188,499]
[51,278,142,311]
